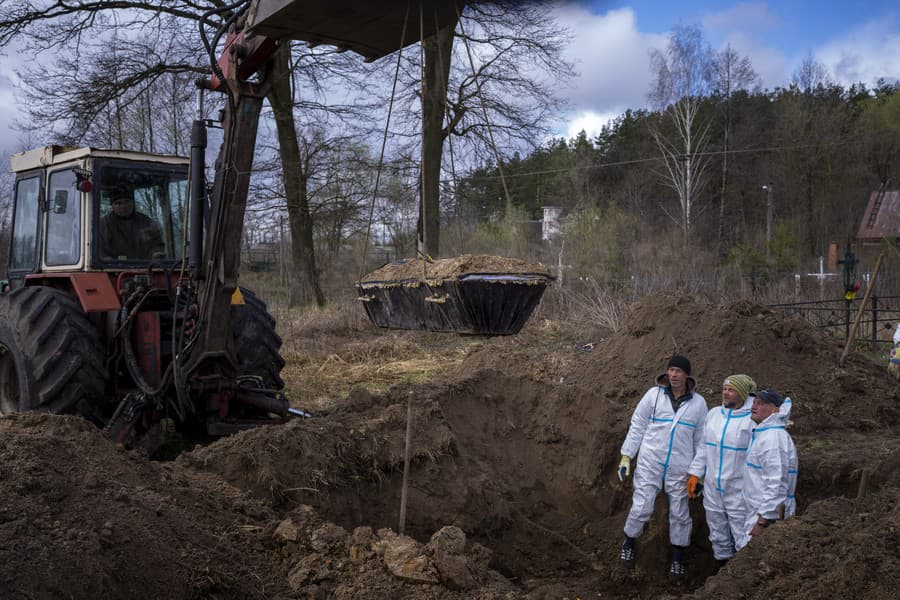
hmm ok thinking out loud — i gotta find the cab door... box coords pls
[6,173,43,291]
[43,168,83,269]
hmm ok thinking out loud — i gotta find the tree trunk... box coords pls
[420,23,456,258]
[268,44,325,307]
[716,99,730,264]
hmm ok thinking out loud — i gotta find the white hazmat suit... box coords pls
[621,375,707,546]
[688,397,754,559]
[737,397,797,549]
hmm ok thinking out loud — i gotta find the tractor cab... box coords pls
[2,145,286,442]
[7,145,189,290]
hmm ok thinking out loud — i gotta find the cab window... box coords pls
[97,164,187,262]
[45,169,81,266]
[9,176,40,271]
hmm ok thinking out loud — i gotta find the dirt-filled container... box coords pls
[356,254,552,335]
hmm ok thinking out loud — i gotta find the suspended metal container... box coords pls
[356,255,551,335]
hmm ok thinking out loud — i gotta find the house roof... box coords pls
[857,187,900,241]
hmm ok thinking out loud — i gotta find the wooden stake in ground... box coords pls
[840,252,885,367]
[399,392,413,535]
[856,468,870,499]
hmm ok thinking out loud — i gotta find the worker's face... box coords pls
[667,366,687,392]
[751,397,779,424]
[111,197,134,217]
[722,384,744,409]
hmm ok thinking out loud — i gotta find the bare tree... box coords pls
[648,24,714,255]
[858,82,900,184]
[7,8,204,151]
[779,53,843,255]
[792,52,832,93]
[711,44,760,260]
[391,0,574,258]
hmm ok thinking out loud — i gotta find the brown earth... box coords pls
[2,293,898,598]
[359,254,551,282]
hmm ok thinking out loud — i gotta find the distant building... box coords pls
[857,184,900,244]
[542,206,564,242]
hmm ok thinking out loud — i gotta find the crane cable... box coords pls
[358,2,411,283]
[454,3,514,218]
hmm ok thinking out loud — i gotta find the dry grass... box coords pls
[273,300,468,411]
[557,283,628,332]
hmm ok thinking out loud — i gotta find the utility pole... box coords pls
[762,184,773,258]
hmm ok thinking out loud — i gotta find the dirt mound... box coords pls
[0,413,285,599]
[179,387,457,506]
[0,412,525,600]
[692,486,900,599]
[548,293,898,434]
[360,254,550,282]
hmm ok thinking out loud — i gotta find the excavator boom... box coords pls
[185,1,464,381]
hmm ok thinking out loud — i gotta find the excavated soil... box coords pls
[2,293,899,598]
[359,254,550,282]
[0,413,284,599]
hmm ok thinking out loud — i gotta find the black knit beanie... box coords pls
[667,354,692,375]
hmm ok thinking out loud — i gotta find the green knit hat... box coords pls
[723,374,756,401]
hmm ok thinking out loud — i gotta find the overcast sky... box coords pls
[0,0,898,157]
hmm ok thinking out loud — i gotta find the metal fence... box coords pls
[768,294,900,345]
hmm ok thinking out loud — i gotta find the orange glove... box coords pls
[687,475,704,499]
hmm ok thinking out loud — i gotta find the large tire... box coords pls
[0,286,108,418]
[231,288,285,390]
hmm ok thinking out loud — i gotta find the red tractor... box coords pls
[0,146,287,444]
[0,1,463,445]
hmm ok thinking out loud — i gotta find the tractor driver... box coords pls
[100,192,165,260]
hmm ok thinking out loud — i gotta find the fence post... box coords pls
[845,300,851,340]
[872,294,878,345]
[841,252,886,366]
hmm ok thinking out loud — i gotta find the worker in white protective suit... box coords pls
[736,389,797,550]
[889,323,900,379]
[686,374,757,566]
[617,354,707,582]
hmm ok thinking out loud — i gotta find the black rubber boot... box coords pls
[620,536,636,569]
[669,545,687,583]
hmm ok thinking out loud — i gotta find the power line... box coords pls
[452,136,872,184]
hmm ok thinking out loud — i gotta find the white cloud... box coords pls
[816,18,900,86]
[700,3,788,89]
[701,4,900,91]
[554,5,667,138]
[702,2,780,33]
[566,109,621,140]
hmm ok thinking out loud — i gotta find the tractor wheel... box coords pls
[231,287,285,390]
[0,286,108,420]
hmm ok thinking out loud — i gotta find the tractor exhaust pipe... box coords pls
[189,87,207,279]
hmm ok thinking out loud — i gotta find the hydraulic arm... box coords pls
[184,0,464,380]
